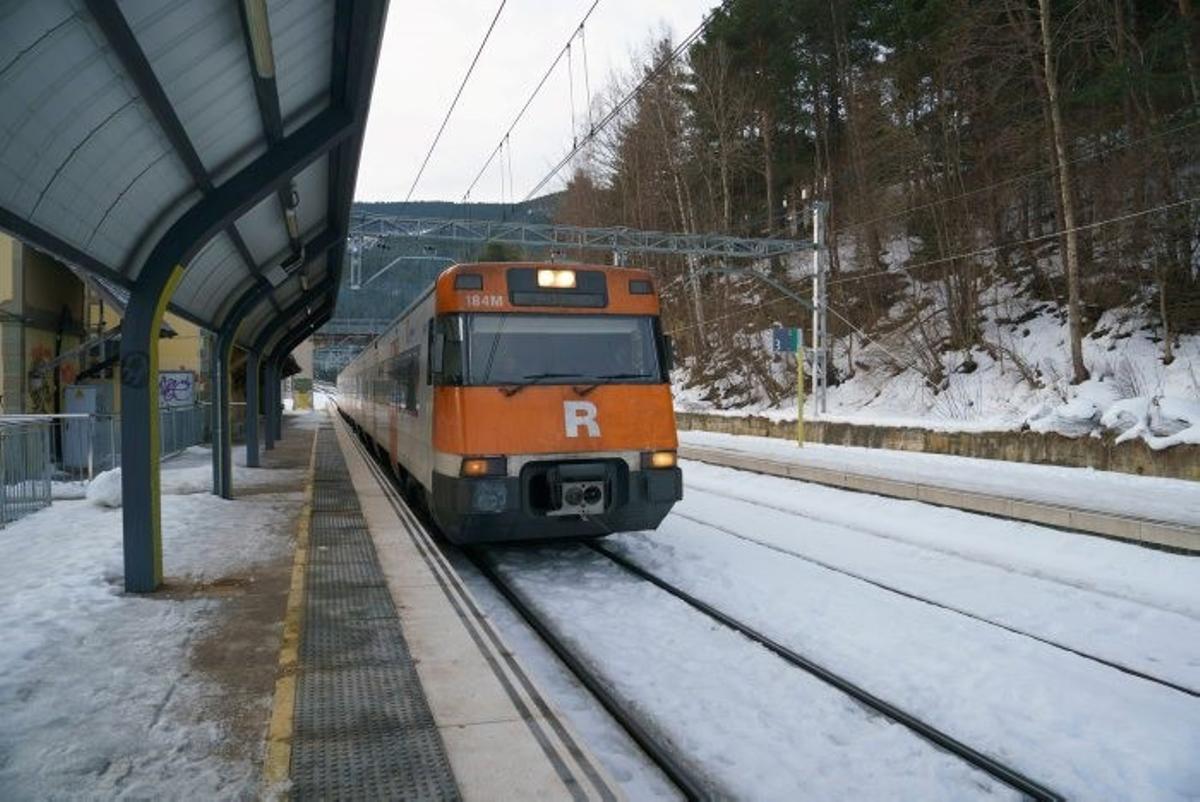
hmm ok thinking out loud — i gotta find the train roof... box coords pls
[434,262,661,316]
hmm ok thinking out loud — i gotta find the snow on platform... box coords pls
[604,467,1200,800]
[678,429,1200,529]
[0,436,310,798]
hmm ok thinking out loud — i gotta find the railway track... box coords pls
[561,542,1061,801]
[343,414,1062,800]
[672,487,1200,700]
[340,414,700,799]
[685,480,1200,623]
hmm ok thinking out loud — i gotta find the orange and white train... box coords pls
[336,261,683,543]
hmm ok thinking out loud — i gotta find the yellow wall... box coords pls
[0,234,206,413]
[0,235,20,411]
[15,244,85,413]
[97,309,205,413]
[158,313,203,374]
[0,233,16,305]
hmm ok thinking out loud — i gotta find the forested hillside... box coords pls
[555,0,1200,442]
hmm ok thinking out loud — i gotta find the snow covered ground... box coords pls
[0,442,304,798]
[481,545,1021,801]
[461,459,1200,800]
[679,430,1200,527]
[451,553,684,802]
[675,302,1200,449]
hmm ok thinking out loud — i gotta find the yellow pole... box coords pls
[796,330,805,448]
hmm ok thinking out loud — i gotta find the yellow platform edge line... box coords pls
[262,425,320,799]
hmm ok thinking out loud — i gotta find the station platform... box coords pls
[270,412,619,800]
[678,429,1200,552]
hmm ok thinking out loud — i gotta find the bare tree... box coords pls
[688,40,752,231]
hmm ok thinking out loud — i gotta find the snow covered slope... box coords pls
[675,299,1199,449]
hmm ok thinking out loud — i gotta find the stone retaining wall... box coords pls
[674,411,1200,482]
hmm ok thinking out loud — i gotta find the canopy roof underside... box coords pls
[0,0,385,348]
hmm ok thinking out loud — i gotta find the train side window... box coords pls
[389,356,405,407]
[426,319,436,384]
[404,355,418,411]
[429,316,465,386]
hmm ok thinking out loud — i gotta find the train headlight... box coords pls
[536,269,576,289]
[641,450,677,469]
[461,456,507,478]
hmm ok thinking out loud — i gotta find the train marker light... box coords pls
[642,450,677,469]
[461,456,507,477]
[537,269,577,289]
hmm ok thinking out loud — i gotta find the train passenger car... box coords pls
[336,261,683,543]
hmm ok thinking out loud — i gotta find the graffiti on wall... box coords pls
[158,371,195,408]
[27,342,80,413]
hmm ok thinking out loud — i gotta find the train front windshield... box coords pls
[445,314,664,386]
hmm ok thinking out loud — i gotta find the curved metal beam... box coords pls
[264,301,333,445]
[118,109,354,591]
[216,226,343,338]
[86,0,282,311]
[212,277,336,494]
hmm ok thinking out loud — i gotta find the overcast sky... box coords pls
[355,0,715,203]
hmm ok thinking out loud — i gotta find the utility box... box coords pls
[292,377,313,410]
[62,384,115,473]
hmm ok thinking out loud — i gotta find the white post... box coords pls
[811,201,828,415]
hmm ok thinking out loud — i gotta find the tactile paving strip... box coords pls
[291,424,459,800]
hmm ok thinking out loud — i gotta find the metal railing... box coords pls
[1,405,212,483]
[0,402,256,527]
[0,420,53,526]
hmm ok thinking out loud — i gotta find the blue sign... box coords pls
[772,327,803,352]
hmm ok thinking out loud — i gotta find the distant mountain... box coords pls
[329,193,563,329]
[353,193,561,223]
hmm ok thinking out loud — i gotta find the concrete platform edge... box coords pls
[679,445,1200,554]
[331,410,625,801]
[262,426,319,798]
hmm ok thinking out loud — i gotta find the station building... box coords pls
[0,232,314,418]
[0,231,209,416]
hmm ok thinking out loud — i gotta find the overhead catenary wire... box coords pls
[498,137,507,205]
[580,22,593,133]
[567,43,577,148]
[462,0,602,202]
[405,0,507,203]
[830,114,1200,238]
[522,0,732,202]
[665,193,1200,337]
[505,134,516,213]
[721,109,1200,242]
[828,193,1200,287]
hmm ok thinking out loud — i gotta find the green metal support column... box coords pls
[120,265,186,592]
[210,229,341,486]
[209,344,223,494]
[263,360,278,451]
[264,304,333,444]
[116,108,356,592]
[215,334,235,499]
[253,283,335,446]
[245,350,261,468]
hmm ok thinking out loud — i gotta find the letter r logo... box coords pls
[563,400,600,438]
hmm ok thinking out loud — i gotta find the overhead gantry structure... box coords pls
[0,0,388,591]
[348,213,817,269]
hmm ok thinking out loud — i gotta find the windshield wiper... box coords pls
[499,372,587,397]
[574,372,654,396]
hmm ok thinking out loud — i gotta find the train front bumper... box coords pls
[430,461,683,544]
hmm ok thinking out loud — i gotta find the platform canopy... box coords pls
[0,0,386,350]
[0,0,388,592]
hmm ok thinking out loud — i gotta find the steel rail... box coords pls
[335,404,1059,800]
[465,548,708,801]
[670,500,1200,700]
[588,542,1065,802]
[336,410,701,801]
